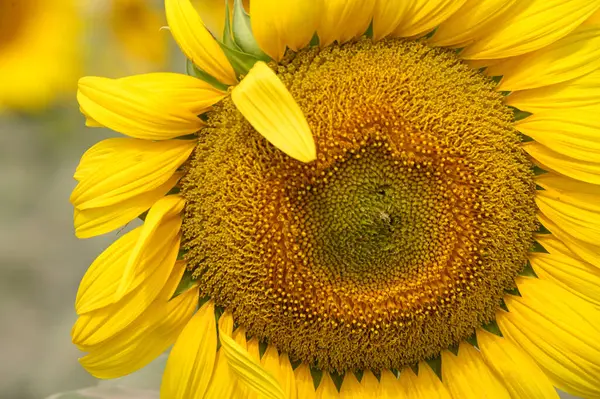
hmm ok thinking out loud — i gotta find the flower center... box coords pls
[0,0,29,51]
[181,39,537,372]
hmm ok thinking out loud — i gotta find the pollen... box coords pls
[180,39,537,372]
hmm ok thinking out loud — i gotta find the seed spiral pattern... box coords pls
[181,39,537,371]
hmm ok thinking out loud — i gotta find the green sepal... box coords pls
[519,133,534,143]
[532,165,548,176]
[425,356,442,380]
[505,286,522,297]
[536,223,551,234]
[535,184,545,191]
[499,298,509,312]
[364,21,374,39]
[531,240,549,254]
[520,261,539,278]
[482,319,503,337]
[310,367,323,390]
[171,270,196,299]
[331,372,344,391]
[508,105,532,121]
[447,344,459,356]
[309,32,320,47]
[466,333,479,349]
[219,42,263,77]
[186,59,229,91]
[490,75,503,85]
[231,0,270,60]
[222,2,243,51]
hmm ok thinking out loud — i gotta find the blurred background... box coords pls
[0,1,583,398]
[0,0,183,397]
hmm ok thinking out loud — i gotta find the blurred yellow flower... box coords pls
[0,0,81,111]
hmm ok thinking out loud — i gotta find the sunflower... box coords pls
[71,0,600,398]
[0,0,80,111]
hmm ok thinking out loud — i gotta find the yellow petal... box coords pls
[78,286,198,379]
[442,343,510,399]
[114,196,184,303]
[532,234,600,306]
[316,373,339,399]
[537,172,600,215]
[72,235,179,346]
[295,363,317,399]
[488,26,600,91]
[430,0,517,47]
[392,0,468,39]
[71,138,194,210]
[523,141,600,186]
[205,312,236,398]
[516,106,600,163]
[318,0,375,47]
[250,0,321,61]
[378,370,405,399]
[121,72,227,114]
[536,195,600,250]
[231,61,316,163]
[160,300,218,399]
[461,0,600,59]
[498,277,600,398]
[232,327,252,396]
[219,329,285,399]
[398,363,451,399]
[74,217,181,315]
[505,69,600,113]
[359,371,379,397]
[246,337,261,360]
[192,0,226,39]
[477,329,559,398]
[372,0,411,41]
[74,173,181,239]
[279,353,297,399]
[538,213,600,271]
[339,373,364,398]
[78,77,204,140]
[165,0,237,85]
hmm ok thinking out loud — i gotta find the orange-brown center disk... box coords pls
[181,39,537,372]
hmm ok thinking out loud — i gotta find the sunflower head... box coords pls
[72,0,600,398]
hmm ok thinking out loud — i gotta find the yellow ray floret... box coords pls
[318,0,374,47]
[531,234,600,307]
[232,61,317,163]
[441,342,510,398]
[461,0,600,59]
[294,364,316,399]
[78,286,198,379]
[115,196,185,301]
[477,329,559,398]
[489,25,600,91]
[498,277,600,398]
[371,0,411,41]
[430,0,516,47]
[506,69,600,112]
[165,0,237,85]
[251,0,321,61]
[78,77,205,140]
[398,363,451,399]
[392,0,468,39]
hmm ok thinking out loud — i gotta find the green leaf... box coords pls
[222,2,243,51]
[186,59,229,91]
[232,0,270,60]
